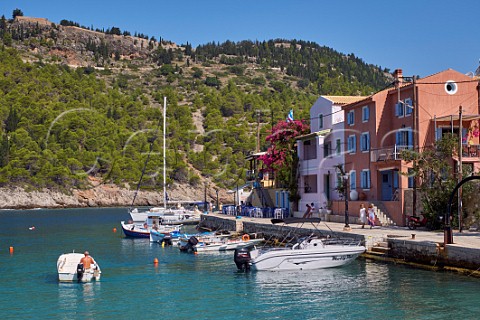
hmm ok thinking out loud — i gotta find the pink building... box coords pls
[340,69,480,225]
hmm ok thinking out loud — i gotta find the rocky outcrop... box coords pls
[0,183,231,210]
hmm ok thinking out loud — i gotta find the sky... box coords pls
[1,0,479,77]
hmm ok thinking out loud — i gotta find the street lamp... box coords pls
[335,164,350,231]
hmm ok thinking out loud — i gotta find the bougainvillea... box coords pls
[258,119,310,203]
[259,120,310,169]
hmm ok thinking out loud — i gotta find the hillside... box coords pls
[0,14,393,207]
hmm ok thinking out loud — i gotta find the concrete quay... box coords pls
[199,213,480,276]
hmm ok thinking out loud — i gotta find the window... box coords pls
[349,170,356,191]
[323,141,331,158]
[396,128,413,148]
[347,135,356,153]
[360,132,370,152]
[405,98,413,116]
[362,106,369,122]
[336,139,341,155]
[395,102,404,117]
[304,175,317,193]
[361,170,371,189]
[347,110,355,125]
[318,114,323,129]
[303,139,317,160]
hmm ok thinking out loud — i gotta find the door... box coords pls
[324,174,330,201]
[381,171,392,201]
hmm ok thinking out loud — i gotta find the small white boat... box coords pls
[179,233,264,253]
[57,252,101,282]
[234,218,366,271]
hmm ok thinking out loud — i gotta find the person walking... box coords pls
[359,203,367,228]
[368,204,376,229]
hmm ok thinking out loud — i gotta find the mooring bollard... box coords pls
[411,234,416,240]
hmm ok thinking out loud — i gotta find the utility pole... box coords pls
[412,76,417,217]
[256,110,261,152]
[458,106,463,232]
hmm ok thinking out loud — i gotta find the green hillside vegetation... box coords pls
[0,13,392,193]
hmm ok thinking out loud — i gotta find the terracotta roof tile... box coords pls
[323,95,367,105]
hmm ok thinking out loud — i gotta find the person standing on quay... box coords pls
[359,203,367,228]
[368,204,376,229]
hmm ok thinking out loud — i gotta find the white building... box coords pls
[296,95,365,213]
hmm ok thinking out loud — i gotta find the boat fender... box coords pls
[242,234,250,242]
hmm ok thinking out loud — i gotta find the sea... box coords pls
[1,207,479,320]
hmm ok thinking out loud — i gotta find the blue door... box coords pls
[381,171,392,201]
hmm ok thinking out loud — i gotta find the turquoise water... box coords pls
[1,208,480,320]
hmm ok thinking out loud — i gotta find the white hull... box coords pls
[179,237,263,252]
[250,240,365,271]
[57,253,101,282]
[129,208,200,225]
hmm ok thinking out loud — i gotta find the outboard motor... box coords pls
[234,247,252,271]
[76,263,85,282]
[180,236,199,253]
[162,235,173,246]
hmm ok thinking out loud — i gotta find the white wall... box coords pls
[298,96,345,212]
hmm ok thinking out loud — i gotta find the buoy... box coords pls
[194,251,198,255]
[9,246,14,254]
[29,226,35,231]
[161,241,165,248]
[113,228,117,233]
[153,258,159,264]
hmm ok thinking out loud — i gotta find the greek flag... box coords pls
[286,109,294,122]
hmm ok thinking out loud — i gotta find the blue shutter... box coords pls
[350,171,356,190]
[353,135,356,152]
[408,130,413,148]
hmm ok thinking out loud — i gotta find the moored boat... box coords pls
[121,220,181,239]
[129,206,201,225]
[57,252,101,282]
[234,218,366,271]
[179,233,264,253]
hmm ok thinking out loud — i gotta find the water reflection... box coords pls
[57,282,101,320]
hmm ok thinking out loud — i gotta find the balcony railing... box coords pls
[462,145,480,158]
[370,145,413,163]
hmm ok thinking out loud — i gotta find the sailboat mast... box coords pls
[163,96,167,209]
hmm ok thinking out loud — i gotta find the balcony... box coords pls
[462,145,480,158]
[371,145,412,163]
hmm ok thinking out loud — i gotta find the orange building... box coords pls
[339,69,480,226]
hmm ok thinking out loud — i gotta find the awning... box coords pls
[434,114,480,122]
[296,129,332,141]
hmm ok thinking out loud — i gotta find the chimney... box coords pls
[393,69,403,88]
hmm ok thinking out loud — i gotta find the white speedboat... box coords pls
[57,252,101,282]
[179,233,264,253]
[234,218,365,271]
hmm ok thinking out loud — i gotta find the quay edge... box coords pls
[199,214,480,277]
